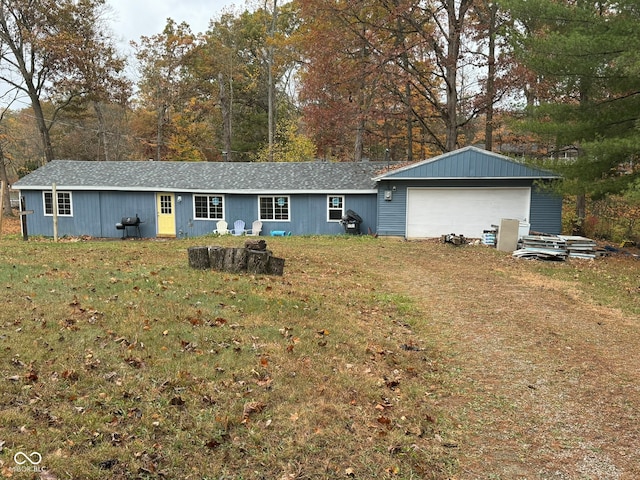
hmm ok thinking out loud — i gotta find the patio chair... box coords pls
[214,220,229,235]
[245,220,262,236]
[231,219,246,236]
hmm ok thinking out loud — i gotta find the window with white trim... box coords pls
[328,195,344,221]
[194,195,224,220]
[259,196,289,221]
[44,191,73,216]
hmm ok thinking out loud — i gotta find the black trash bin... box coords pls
[341,209,363,234]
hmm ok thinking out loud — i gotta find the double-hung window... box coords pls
[259,196,289,221]
[194,195,224,220]
[44,191,72,216]
[328,195,344,221]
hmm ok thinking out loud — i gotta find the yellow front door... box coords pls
[156,193,176,237]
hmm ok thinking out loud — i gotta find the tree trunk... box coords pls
[484,3,498,152]
[219,72,232,161]
[93,101,109,161]
[0,153,13,217]
[267,0,278,163]
[156,103,166,161]
[29,94,55,164]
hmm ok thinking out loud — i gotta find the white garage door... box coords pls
[406,187,531,238]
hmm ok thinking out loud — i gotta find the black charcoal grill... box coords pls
[340,209,363,235]
[116,214,142,239]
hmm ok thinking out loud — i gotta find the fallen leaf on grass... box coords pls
[377,416,392,426]
[242,401,266,421]
[385,465,400,475]
[124,357,145,369]
[61,369,79,381]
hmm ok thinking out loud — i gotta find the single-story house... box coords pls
[12,146,562,239]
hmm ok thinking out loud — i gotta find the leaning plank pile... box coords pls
[513,235,599,260]
[188,239,285,275]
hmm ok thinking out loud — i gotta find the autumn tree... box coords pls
[297,0,393,161]
[192,4,301,162]
[0,0,127,163]
[133,19,197,161]
[298,0,507,160]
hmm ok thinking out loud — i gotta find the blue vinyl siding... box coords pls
[530,186,563,235]
[19,190,377,238]
[21,190,158,238]
[377,184,407,236]
[381,147,556,180]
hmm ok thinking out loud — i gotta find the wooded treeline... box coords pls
[1,0,639,231]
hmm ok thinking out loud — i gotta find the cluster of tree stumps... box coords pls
[188,239,285,276]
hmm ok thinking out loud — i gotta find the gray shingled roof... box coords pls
[13,160,386,193]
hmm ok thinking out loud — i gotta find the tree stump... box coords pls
[266,256,285,276]
[246,250,270,273]
[222,247,248,273]
[188,244,284,275]
[208,246,225,270]
[188,246,210,269]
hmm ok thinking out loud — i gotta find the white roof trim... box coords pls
[375,176,558,181]
[15,185,378,195]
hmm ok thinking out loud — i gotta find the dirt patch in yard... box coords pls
[380,244,639,479]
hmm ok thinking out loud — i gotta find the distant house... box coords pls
[12,147,562,239]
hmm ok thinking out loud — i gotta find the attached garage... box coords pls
[375,147,563,239]
[406,187,531,238]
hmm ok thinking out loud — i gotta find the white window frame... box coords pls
[193,194,225,220]
[259,195,290,221]
[43,191,73,217]
[327,195,344,222]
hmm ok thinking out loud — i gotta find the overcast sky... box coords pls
[106,0,244,80]
[107,0,239,46]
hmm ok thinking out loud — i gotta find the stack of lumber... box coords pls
[513,235,568,260]
[558,235,599,259]
[513,234,600,260]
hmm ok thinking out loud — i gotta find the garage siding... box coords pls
[376,184,408,236]
[530,187,563,235]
